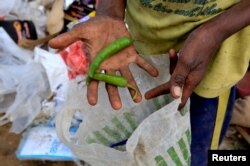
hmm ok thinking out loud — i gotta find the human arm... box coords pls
[49,0,158,110]
[96,0,126,19]
[145,0,250,109]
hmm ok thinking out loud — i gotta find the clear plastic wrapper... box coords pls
[0,28,50,133]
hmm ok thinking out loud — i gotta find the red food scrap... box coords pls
[59,41,89,79]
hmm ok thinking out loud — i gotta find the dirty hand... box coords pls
[145,25,223,109]
[49,16,158,110]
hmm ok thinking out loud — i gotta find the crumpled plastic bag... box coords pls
[0,27,33,63]
[0,28,50,133]
[0,0,17,17]
[0,0,48,37]
[34,47,69,119]
[55,55,191,166]
[34,39,91,121]
[0,63,51,133]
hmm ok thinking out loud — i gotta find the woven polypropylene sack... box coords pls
[55,55,191,166]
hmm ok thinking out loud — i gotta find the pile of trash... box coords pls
[0,0,97,132]
[0,0,97,162]
[0,0,249,166]
[0,1,191,165]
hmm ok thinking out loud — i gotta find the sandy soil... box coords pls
[219,125,250,150]
[0,123,76,166]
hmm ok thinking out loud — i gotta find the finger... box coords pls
[177,70,203,110]
[120,67,142,103]
[145,82,171,100]
[169,49,178,75]
[105,70,122,110]
[87,79,99,106]
[48,30,80,49]
[178,81,195,110]
[135,55,159,77]
[170,58,190,98]
[48,22,93,49]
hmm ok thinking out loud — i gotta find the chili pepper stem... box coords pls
[126,84,138,100]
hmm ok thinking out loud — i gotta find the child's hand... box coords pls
[145,25,222,109]
[49,16,158,110]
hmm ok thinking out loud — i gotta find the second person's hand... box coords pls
[145,24,224,109]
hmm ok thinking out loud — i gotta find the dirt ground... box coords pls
[0,123,249,166]
[219,125,250,150]
[0,123,76,166]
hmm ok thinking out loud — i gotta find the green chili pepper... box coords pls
[86,36,137,100]
[91,73,138,100]
[88,36,133,77]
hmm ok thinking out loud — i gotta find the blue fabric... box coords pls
[190,87,236,166]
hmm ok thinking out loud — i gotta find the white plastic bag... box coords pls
[0,28,50,133]
[57,97,190,166]
[126,99,190,166]
[34,47,68,97]
[0,0,48,37]
[0,27,33,63]
[34,47,69,118]
[0,62,51,133]
[0,0,18,17]
[55,55,191,166]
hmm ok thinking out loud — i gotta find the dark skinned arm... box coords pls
[96,0,126,19]
[145,0,250,109]
[49,0,158,110]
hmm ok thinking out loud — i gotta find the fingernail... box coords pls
[173,86,182,97]
[114,103,121,111]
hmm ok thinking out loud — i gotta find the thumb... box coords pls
[48,30,80,49]
[170,60,189,98]
[172,86,182,99]
[169,49,178,75]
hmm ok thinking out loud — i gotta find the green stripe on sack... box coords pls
[180,107,187,116]
[123,112,137,130]
[93,131,112,146]
[111,117,131,137]
[86,136,96,144]
[185,129,191,166]
[102,126,123,141]
[187,155,191,166]
[153,98,161,110]
[178,138,189,163]
[185,129,191,145]
[155,155,168,166]
[167,147,183,166]
[163,94,171,104]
